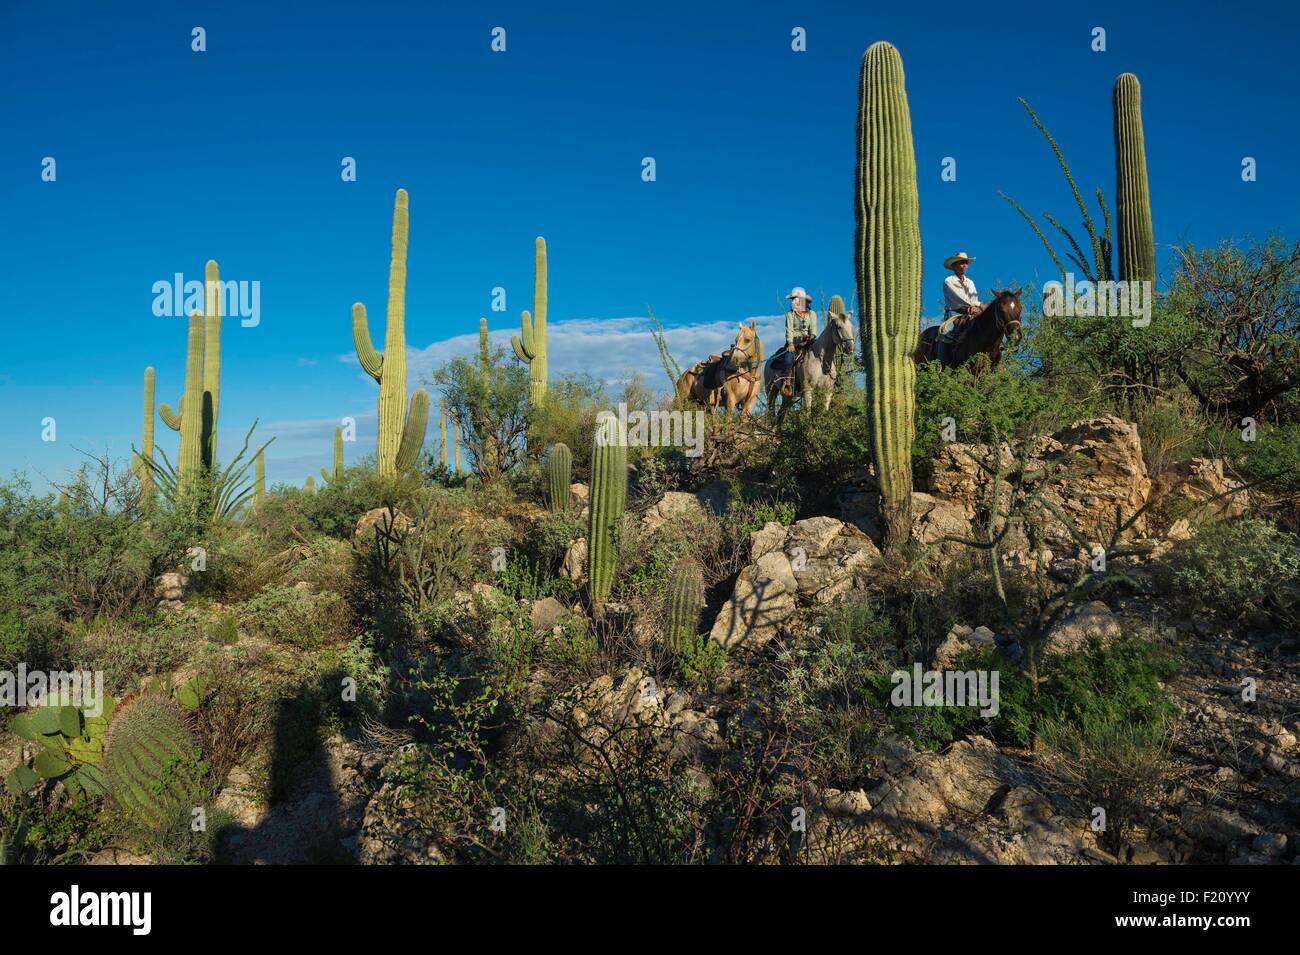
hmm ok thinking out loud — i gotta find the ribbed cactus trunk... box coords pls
[321,425,345,483]
[439,402,448,469]
[254,449,265,507]
[158,261,224,494]
[510,237,548,404]
[137,366,155,499]
[479,317,496,470]
[1112,73,1156,285]
[546,443,572,512]
[666,558,704,655]
[202,260,222,468]
[305,475,315,494]
[587,423,627,605]
[856,41,921,551]
[452,418,461,475]
[176,312,205,487]
[352,189,429,477]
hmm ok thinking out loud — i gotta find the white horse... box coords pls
[763,307,856,415]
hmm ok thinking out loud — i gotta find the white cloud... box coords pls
[395,315,789,396]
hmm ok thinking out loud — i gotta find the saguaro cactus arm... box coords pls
[511,310,537,363]
[352,303,384,381]
[395,389,430,472]
[158,401,182,431]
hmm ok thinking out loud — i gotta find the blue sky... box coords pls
[1,0,1295,488]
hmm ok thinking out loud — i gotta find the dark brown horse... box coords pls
[915,289,1023,373]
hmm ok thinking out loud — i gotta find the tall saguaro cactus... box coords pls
[158,260,224,488]
[1112,73,1156,285]
[452,417,462,475]
[439,401,448,469]
[201,259,222,465]
[479,317,496,466]
[321,425,344,484]
[135,366,156,499]
[510,237,548,403]
[587,423,627,605]
[159,312,206,487]
[855,41,921,550]
[352,189,430,477]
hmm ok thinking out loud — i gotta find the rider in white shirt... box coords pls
[938,252,981,362]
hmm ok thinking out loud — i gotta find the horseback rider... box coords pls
[936,252,982,363]
[770,286,818,382]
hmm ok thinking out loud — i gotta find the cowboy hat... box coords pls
[943,252,976,270]
[785,286,812,302]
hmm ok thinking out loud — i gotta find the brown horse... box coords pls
[915,289,1023,373]
[675,321,764,414]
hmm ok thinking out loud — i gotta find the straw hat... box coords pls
[944,252,975,270]
[785,286,812,302]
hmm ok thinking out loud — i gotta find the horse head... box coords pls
[729,320,761,373]
[828,308,855,356]
[996,288,1023,345]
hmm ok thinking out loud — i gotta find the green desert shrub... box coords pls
[913,359,1082,466]
[237,585,348,649]
[867,636,1175,754]
[65,615,201,695]
[1160,517,1300,627]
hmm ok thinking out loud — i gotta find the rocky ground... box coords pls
[15,415,1295,865]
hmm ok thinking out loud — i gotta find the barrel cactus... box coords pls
[666,558,705,655]
[352,189,430,476]
[587,421,627,604]
[103,695,204,831]
[546,443,572,512]
[510,237,549,403]
[856,41,921,549]
[1112,73,1156,284]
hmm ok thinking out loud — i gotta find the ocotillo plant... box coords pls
[352,189,430,477]
[1113,73,1156,284]
[254,449,265,506]
[666,558,705,655]
[587,421,627,605]
[320,425,344,484]
[134,366,156,499]
[510,237,548,403]
[546,442,571,512]
[856,41,921,550]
